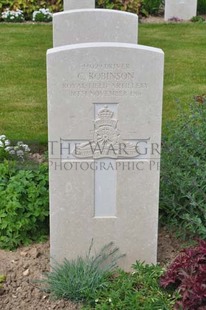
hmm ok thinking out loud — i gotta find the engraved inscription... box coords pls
[62,63,148,97]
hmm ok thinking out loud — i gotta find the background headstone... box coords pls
[53,10,138,47]
[64,0,95,10]
[165,0,197,20]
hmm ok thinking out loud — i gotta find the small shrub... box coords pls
[32,8,52,22]
[1,8,24,22]
[197,0,206,14]
[41,242,124,302]
[0,0,62,20]
[160,240,206,309]
[140,0,164,17]
[191,15,205,23]
[160,97,206,239]
[0,135,30,162]
[96,0,142,15]
[83,262,179,309]
[0,160,49,249]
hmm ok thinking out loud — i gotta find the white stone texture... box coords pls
[53,9,138,47]
[165,0,197,20]
[47,43,164,271]
[64,0,95,11]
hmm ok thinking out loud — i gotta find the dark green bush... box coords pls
[0,160,49,249]
[141,0,164,16]
[198,0,206,14]
[191,15,205,22]
[160,96,206,239]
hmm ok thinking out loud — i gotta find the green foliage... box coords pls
[32,8,52,22]
[0,275,6,290]
[1,8,25,22]
[0,135,30,162]
[83,262,179,309]
[0,0,62,20]
[41,242,123,302]
[0,160,49,249]
[160,97,206,239]
[96,0,141,14]
[141,0,163,16]
[191,15,205,23]
[197,0,206,14]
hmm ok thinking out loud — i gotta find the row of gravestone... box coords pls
[63,0,198,21]
[47,0,165,271]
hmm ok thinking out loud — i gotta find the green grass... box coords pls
[139,23,206,125]
[0,23,206,143]
[0,24,52,144]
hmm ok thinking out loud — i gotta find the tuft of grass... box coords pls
[40,242,124,302]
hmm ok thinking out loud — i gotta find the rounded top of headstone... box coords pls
[64,0,95,11]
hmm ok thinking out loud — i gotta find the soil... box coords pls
[0,226,184,310]
[141,16,165,23]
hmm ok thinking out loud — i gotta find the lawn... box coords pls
[139,23,206,125]
[0,23,206,144]
[0,24,52,144]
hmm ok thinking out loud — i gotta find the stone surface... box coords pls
[164,0,197,20]
[47,42,164,270]
[64,0,95,11]
[53,9,138,47]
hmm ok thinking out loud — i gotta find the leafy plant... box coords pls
[83,262,179,309]
[0,275,6,288]
[0,0,62,20]
[1,8,24,22]
[96,0,114,9]
[197,0,206,14]
[41,242,124,302]
[0,160,49,249]
[32,8,52,22]
[160,97,206,239]
[0,135,30,162]
[140,0,164,17]
[96,0,142,14]
[160,240,206,309]
[191,15,205,23]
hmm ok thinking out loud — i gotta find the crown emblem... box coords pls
[98,105,114,119]
[95,105,117,129]
[73,105,138,159]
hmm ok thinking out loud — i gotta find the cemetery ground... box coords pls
[0,23,206,142]
[0,22,206,309]
[0,227,182,310]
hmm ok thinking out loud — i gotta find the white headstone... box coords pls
[53,10,138,47]
[48,5,164,271]
[165,0,197,21]
[64,0,95,10]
